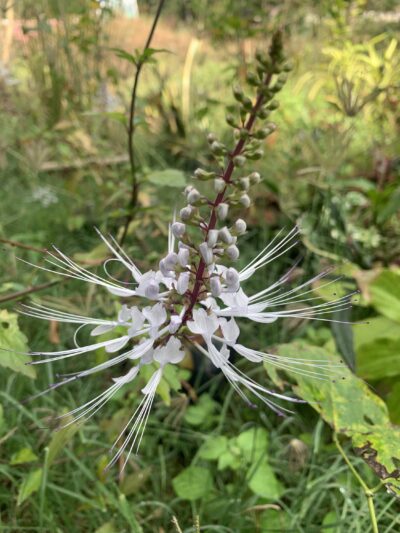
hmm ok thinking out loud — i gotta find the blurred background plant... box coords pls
[0,0,399,531]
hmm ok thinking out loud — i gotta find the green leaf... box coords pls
[172,466,214,501]
[217,448,242,471]
[11,447,38,465]
[321,510,341,532]
[109,47,137,65]
[95,522,118,533]
[247,458,284,499]
[0,310,36,379]
[357,338,400,379]
[147,169,186,188]
[353,317,399,349]
[237,427,268,463]
[184,394,218,427]
[369,271,400,323]
[276,342,400,492]
[198,436,228,460]
[17,468,43,506]
[260,508,289,532]
[47,417,79,467]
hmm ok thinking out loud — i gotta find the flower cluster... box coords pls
[22,34,350,470]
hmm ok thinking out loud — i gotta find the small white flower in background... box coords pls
[32,186,58,207]
[19,42,352,471]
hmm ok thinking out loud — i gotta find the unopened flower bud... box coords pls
[207,229,219,247]
[164,252,178,270]
[194,168,216,180]
[246,71,259,86]
[145,280,160,299]
[239,177,250,191]
[226,114,236,127]
[210,277,222,297]
[177,271,190,295]
[233,84,244,102]
[239,194,251,208]
[246,149,263,160]
[219,226,233,244]
[234,219,247,234]
[258,107,270,120]
[187,188,201,204]
[226,267,240,286]
[226,245,240,261]
[178,248,189,267]
[249,172,261,185]
[267,100,280,110]
[180,205,194,221]
[207,133,216,143]
[233,155,246,167]
[171,222,186,239]
[210,141,226,155]
[199,242,214,265]
[216,203,229,220]
[214,178,225,193]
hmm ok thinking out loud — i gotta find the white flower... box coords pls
[22,212,348,471]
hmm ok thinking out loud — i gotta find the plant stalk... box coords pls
[334,433,379,533]
[119,0,166,246]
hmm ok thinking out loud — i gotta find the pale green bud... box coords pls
[214,178,225,193]
[194,168,216,180]
[239,194,251,208]
[233,155,246,167]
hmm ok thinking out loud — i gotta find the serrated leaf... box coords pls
[172,466,214,500]
[276,342,400,492]
[247,458,284,499]
[17,468,42,506]
[147,169,186,188]
[0,310,36,379]
[95,522,117,533]
[11,447,38,465]
[198,436,228,460]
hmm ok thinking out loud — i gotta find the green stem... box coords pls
[333,433,379,533]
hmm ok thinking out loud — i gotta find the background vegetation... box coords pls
[0,0,399,531]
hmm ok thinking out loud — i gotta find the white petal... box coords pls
[105,335,130,353]
[153,337,185,366]
[112,366,139,385]
[90,324,115,336]
[220,318,240,345]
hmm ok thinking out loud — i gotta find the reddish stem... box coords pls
[180,73,272,326]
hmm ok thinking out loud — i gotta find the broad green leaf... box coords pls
[247,458,284,499]
[357,338,400,379]
[369,271,400,323]
[353,317,399,349]
[0,310,36,379]
[47,417,79,466]
[147,169,186,188]
[217,447,242,471]
[276,342,400,493]
[17,468,43,506]
[172,466,214,501]
[198,436,228,460]
[237,427,268,463]
[184,394,218,427]
[11,447,38,465]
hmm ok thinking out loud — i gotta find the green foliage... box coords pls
[0,1,400,530]
[172,466,214,501]
[275,342,400,494]
[0,310,36,379]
